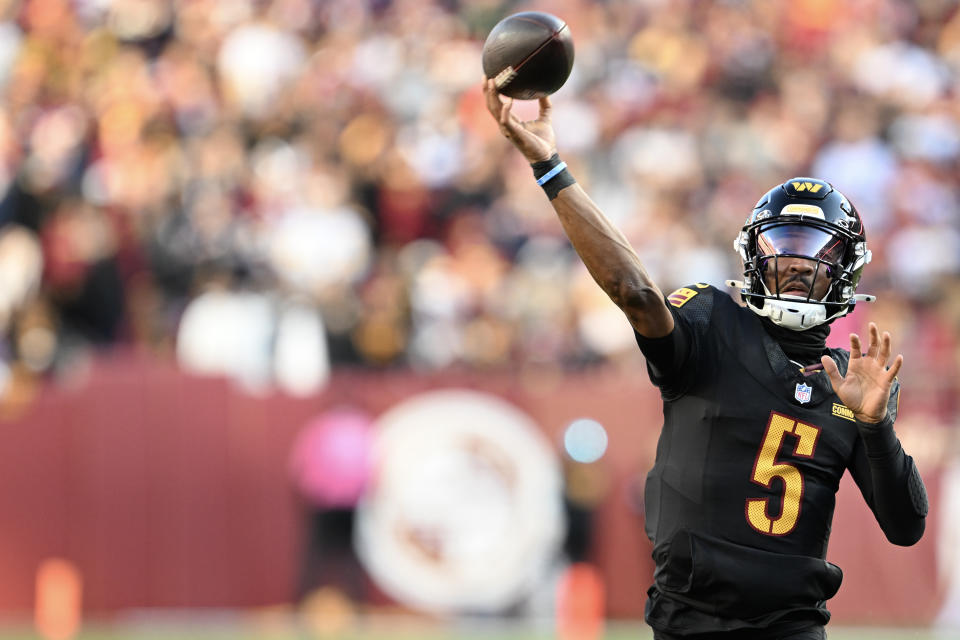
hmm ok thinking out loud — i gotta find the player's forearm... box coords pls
[856,417,928,546]
[551,183,673,336]
[552,184,649,295]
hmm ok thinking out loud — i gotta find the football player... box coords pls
[483,79,928,639]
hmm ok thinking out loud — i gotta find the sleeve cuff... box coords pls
[856,413,898,458]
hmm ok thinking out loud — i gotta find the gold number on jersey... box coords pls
[746,412,821,536]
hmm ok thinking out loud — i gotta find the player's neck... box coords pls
[759,317,830,365]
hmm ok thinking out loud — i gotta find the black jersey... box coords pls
[634,284,927,636]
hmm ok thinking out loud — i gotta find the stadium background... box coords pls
[0,0,959,637]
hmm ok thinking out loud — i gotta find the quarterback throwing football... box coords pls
[483,80,927,639]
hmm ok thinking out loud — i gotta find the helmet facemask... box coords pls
[732,217,872,330]
[758,223,846,299]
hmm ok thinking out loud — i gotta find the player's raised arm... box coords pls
[482,78,674,338]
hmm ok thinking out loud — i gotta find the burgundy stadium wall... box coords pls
[0,354,942,623]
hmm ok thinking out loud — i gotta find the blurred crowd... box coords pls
[1,0,960,433]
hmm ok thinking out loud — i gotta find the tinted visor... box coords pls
[756,225,846,264]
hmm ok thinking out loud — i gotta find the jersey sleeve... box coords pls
[847,380,928,546]
[633,283,715,400]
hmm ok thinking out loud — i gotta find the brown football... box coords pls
[482,12,574,100]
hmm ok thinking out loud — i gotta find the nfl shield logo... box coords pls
[795,383,812,404]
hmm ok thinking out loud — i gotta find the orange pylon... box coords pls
[35,558,82,640]
[556,562,605,640]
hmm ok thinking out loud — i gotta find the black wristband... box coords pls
[531,153,576,200]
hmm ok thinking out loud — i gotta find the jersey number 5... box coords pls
[746,412,821,536]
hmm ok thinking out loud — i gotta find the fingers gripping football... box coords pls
[483,77,556,162]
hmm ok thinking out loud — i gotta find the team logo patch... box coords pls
[794,383,812,404]
[832,403,855,422]
[667,287,699,307]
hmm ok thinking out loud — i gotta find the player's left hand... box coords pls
[821,322,903,424]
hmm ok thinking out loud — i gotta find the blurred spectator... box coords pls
[0,222,41,410]
[217,5,306,120]
[288,407,373,604]
[0,223,41,332]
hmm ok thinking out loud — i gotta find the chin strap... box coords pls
[762,298,828,331]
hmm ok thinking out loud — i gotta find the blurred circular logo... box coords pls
[355,390,564,614]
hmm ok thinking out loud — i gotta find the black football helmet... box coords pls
[728,177,874,330]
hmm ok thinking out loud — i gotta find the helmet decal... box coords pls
[789,181,822,193]
[783,178,831,199]
[781,203,825,218]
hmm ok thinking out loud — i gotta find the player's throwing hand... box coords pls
[483,77,556,163]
